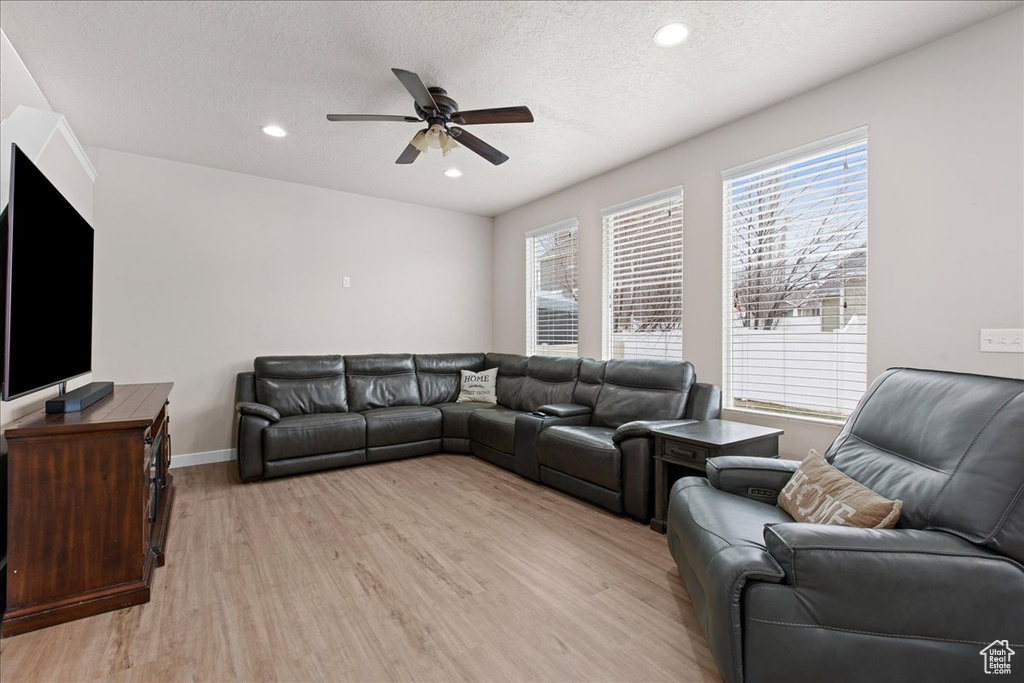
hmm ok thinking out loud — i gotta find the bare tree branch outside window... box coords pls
[724,137,869,421]
[728,148,867,331]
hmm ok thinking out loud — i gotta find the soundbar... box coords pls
[45,381,114,414]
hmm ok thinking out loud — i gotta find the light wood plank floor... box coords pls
[0,455,720,682]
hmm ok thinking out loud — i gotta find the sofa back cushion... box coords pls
[573,359,606,409]
[825,368,1024,562]
[684,383,723,421]
[345,354,420,412]
[517,356,581,411]
[485,352,528,408]
[592,359,695,428]
[254,355,347,417]
[414,353,486,405]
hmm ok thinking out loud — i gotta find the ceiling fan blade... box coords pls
[392,68,437,111]
[327,114,421,122]
[395,144,421,165]
[451,106,534,125]
[448,127,509,165]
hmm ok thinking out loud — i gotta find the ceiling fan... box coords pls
[326,68,534,166]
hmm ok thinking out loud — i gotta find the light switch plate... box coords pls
[343,276,351,288]
[980,329,1024,353]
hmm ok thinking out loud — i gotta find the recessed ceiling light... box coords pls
[261,125,287,137]
[444,168,463,178]
[653,23,689,47]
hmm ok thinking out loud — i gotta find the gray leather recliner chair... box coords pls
[667,367,1024,683]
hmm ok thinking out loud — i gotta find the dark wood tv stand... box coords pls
[2,383,173,637]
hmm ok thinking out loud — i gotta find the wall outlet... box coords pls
[343,276,351,288]
[980,329,1024,353]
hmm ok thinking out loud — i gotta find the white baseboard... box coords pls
[170,448,236,469]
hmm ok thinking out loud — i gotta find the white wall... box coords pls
[88,148,493,457]
[3,27,492,459]
[492,10,1024,458]
[0,30,97,426]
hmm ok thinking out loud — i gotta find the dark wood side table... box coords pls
[650,419,783,533]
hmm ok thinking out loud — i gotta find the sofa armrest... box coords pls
[536,403,591,418]
[706,456,796,505]
[761,524,1024,640]
[612,419,695,444]
[236,401,281,423]
[236,413,270,482]
[764,523,1020,576]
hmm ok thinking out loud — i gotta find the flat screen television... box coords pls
[2,143,95,400]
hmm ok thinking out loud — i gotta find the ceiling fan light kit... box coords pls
[411,124,459,156]
[326,68,534,166]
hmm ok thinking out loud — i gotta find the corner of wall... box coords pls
[0,30,52,119]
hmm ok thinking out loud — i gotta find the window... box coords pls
[723,129,868,422]
[526,219,578,357]
[602,188,684,360]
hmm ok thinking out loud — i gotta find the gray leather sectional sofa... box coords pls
[666,367,1024,683]
[235,352,721,521]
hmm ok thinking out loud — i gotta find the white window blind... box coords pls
[601,188,684,361]
[723,129,868,422]
[526,218,578,357]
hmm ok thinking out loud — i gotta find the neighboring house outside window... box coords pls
[526,218,578,357]
[722,129,868,421]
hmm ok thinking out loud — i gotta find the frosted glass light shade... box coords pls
[410,129,429,153]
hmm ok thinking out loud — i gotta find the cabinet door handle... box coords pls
[149,483,158,523]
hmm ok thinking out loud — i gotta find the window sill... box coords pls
[723,407,847,428]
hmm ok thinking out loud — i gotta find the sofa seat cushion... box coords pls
[469,407,520,454]
[435,402,497,440]
[263,413,366,462]
[667,477,793,590]
[538,426,620,491]
[362,406,442,447]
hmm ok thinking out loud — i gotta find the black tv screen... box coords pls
[3,144,94,400]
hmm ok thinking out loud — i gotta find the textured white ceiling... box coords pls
[1,1,1019,216]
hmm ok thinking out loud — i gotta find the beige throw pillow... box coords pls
[456,368,498,404]
[778,450,902,528]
